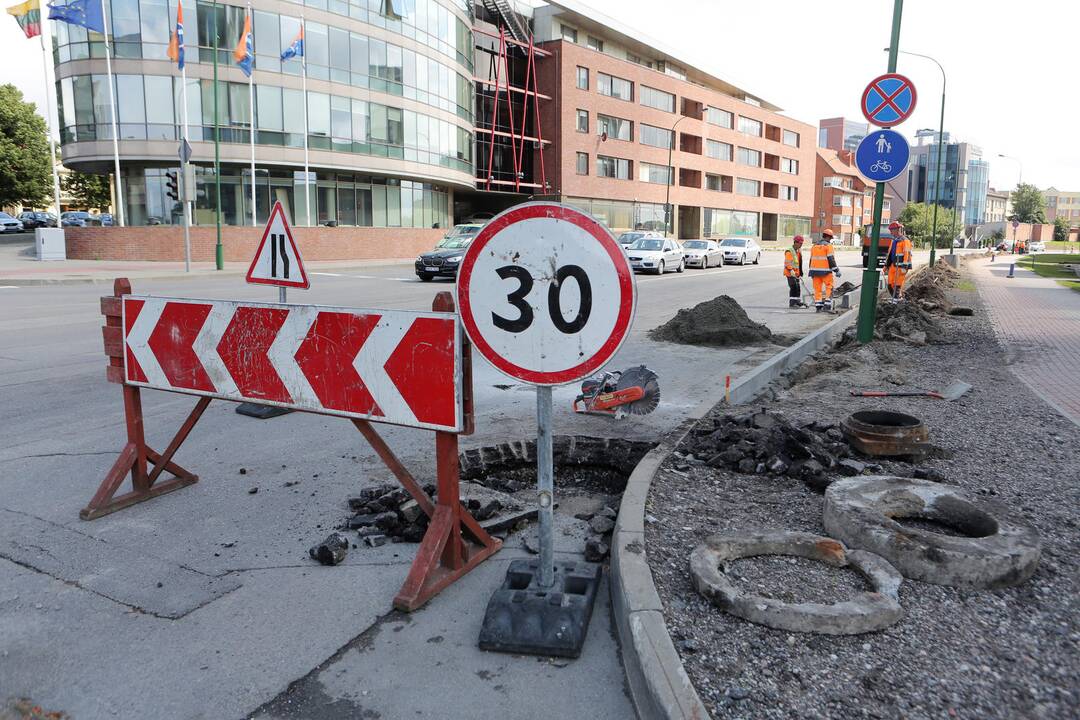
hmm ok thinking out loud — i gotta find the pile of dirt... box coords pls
[872,263,961,345]
[901,261,958,310]
[680,409,868,492]
[649,295,773,347]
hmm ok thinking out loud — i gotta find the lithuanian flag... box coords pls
[6,0,40,38]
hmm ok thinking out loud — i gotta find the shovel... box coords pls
[850,380,972,402]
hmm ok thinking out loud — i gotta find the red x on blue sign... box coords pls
[861,73,917,128]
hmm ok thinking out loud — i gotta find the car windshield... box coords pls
[445,224,482,238]
[618,232,644,244]
[631,238,664,251]
[721,239,746,247]
[683,241,707,249]
[0,213,13,220]
[439,237,472,250]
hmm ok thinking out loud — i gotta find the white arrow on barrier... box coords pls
[353,314,418,426]
[266,305,321,408]
[126,297,168,388]
[192,302,238,397]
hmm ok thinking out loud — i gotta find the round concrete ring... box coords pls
[689,531,904,635]
[823,476,1041,589]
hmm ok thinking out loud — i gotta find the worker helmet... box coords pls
[889,221,904,232]
[822,228,835,239]
[793,235,805,244]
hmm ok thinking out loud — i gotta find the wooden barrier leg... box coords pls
[390,430,501,612]
[80,393,206,521]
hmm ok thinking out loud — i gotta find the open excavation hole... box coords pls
[849,410,922,429]
[724,555,871,605]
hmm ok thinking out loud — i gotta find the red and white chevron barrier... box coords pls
[122,296,462,432]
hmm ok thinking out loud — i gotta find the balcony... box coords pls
[765,124,782,142]
[763,182,779,199]
[680,98,704,121]
[679,133,702,155]
[679,168,702,188]
[764,153,780,171]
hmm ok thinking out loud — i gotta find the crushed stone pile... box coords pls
[650,295,773,347]
[680,409,870,492]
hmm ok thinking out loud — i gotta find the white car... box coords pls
[626,237,685,274]
[1028,240,1046,253]
[681,239,723,268]
[719,237,761,265]
[0,212,24,233]
[617,230,662,250]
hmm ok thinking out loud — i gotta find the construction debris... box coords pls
[308,532,350,566]
[649,295,774,347]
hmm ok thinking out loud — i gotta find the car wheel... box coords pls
[753,252,760,265]
[418,273,434,282]
[676,259,684,273]
[655,260,665,275]
[701,256,709,269]
[739,253,746,266]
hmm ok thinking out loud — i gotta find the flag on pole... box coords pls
[46,0,103,32]
[280,26,303,61]
[233,10,253,77]
[166,0,184,70]
[6,0,41,38]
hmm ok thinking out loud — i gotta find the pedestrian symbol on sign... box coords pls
[875,134,892,153]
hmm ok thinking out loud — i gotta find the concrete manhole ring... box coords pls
[689,531,904,635]
[823,476,1041,589]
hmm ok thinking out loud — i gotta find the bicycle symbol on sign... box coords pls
[870,159,892,173]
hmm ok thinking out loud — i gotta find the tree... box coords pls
[1053,216,1070,242]
[896,201,962,248]
[1010,183,1047,224]
[0,84,52,208]
[62,170,112,210]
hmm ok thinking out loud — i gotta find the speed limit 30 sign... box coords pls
[457,202,636,386]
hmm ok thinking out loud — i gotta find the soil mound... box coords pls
[649,295,773,347]
[873,263,959,344]
[901,262,957,310]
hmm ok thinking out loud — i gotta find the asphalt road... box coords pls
[0,251,861,719]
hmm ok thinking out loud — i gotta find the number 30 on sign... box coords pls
[457,202,636,386]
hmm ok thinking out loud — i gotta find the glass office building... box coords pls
[54,0,475,227]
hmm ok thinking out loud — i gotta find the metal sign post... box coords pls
[457,201,636,657]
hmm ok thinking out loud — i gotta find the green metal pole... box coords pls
[213,0,224,270]
[856,0,904,344]
[929,83,945,267]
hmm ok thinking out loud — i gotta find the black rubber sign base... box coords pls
[235,402,293,420]
[478,558,602,658]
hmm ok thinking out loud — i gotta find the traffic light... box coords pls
[165,171,179,201]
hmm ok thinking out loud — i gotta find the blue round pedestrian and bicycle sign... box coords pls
[861,73,917,127]
[855,129,910,183]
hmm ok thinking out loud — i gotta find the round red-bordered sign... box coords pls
[861,73,918,128]
[457,202,636,386]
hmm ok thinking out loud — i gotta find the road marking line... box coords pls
[0,286,18,289]
[311,272,345,277]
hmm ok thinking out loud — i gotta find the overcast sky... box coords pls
[2,0,1077,192]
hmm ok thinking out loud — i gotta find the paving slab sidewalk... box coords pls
[974,256,1080,426]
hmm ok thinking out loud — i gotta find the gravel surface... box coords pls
[645,273,1080,719]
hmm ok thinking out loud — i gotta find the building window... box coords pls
[639,85,674,112]
[705,174,731,192]
[833,195,852,207]
[587,36,603,52]
[782,129,799,147]
[736,178,760,196]
[832,214,853,226]
[576,152,588,175]
[576,109,588,133]
[639,162,673,185]
[738,116,762,136]
[598,72,632,101]
[639,124,673,149]
[703,208,759,238]
[705,107,733,128]
[780,185,798,201]
[737,147,761,167]
[597,113,631,141]
[706,139,733,161]
[781,157,799,174]
[596,155,631,179]
[562,25,577,43]
[576,66,589,90]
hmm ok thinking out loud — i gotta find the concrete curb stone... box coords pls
[611,302,861,720]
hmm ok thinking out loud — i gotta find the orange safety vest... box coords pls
[783,247,803,277]
[808,243,836,276]
[886,237,913,269]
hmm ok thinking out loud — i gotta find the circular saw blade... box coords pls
[616,365,660,415]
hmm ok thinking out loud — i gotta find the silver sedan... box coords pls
[682,239,723,268]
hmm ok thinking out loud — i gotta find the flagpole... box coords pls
[180,58,192,271]
[246,1,255,228]
[98,0,124,226]
[301,13,310,227]
[38,31,62,216]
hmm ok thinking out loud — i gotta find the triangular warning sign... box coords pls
[246,201,310,289]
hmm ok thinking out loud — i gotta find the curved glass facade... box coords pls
[53,0,473,227]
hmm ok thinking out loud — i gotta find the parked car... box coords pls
[0,212,24,233]
[681,239,723,269]
[719,237,761,265]
[97,213,114,226]
[433,222,484,249]
[416,224,486,281]
[616,230,662,250]
[61,211,95,227]
[18,212,57,230]
[626,236,684,274]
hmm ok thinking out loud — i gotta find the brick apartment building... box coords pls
[1045,187,1080,228]
[814,148,892,246]
[529,1,815,243]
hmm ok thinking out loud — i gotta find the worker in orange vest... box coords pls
[884,221,913,301]
[809,229,841,311]
[784,235,807,308]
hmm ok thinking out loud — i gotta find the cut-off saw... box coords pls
[572,365,660,418]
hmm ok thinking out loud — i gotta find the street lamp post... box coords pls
[887,48,946,267]
[664,115,688,238]
[998,154,1022,249]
